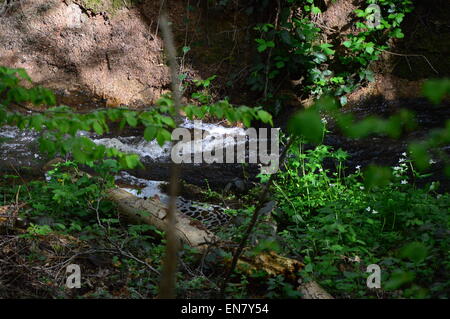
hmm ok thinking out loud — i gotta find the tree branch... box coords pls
[157,12,183,299]
[219,137,295,297]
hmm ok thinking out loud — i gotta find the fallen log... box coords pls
[231,250,333,299]
[44,158,218,251]
[233,250,304,281]
[109,187,333,298]
[297,280,334,299]
[106,188,218,251]
[43,159,333,299]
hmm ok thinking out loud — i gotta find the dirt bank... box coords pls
[0,0,255,107]
[0,0,448,108]
[0,0,171,106]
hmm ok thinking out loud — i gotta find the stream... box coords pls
[1,97,449,195]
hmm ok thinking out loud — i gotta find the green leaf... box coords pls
[409,143,430,171]
[399,242,428,263]
[92,121,104,135]
[144,125,157,141]
[39,138,56,155]
[182,46,191,54]
[363,165,392,188]
[390,28,404,38]
[320,43,335,55]
[156,128,172,146]
[30,115,45,130]
[124,155,140,169]
[365,45,375,54]
[343,40,352,48]
[311,6,321,14]
[287,110,324,144]
[422,79,450,104]
[257,44,267,52]
[16,68,32,82]
[275,61,285,69]
[160,116,176,128]
[385,270,415,291]
[257,110,273,125]
[125,114,138,127]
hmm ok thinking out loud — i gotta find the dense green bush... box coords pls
[246,0,413,109]
[271,141,449,298]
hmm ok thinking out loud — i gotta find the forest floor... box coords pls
[1,0,449,299]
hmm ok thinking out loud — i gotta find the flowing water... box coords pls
[1,97,449,192]
[0,116,262,221]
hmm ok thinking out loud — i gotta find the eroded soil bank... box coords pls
[0,0,171,106]
[1,0,449,106]
[0,0,256,106]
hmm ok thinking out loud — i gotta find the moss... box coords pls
[79,0,141,15]
[79,0,104,13]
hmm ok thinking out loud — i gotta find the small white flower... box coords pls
[359,186,365,190]
[321,117,328,124]
[399,158,406,163]
[351,256,361,263]
[402,152,407,157]
[372,210,379,214]
[366,207,371,212]
[401,180,408,185]
[356,165,361,170]
[393,166,401,171]
[429,159,436,164]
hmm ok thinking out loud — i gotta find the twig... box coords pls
[263,0,281,100]
[8,163,32,198]
[180,0,190,71]
[155,0,165,37]
[157,12,183,299]
[314,21,338,33]
[378,49,439,75]
[86,195,161,277]
[52,247,160,283]
[219,137,295,297]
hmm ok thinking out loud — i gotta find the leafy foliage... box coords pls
[0,0,448,298]
[0,67,272,170]
[268,142,449,298]
[287,88,450,178]
[247,0,414,109]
